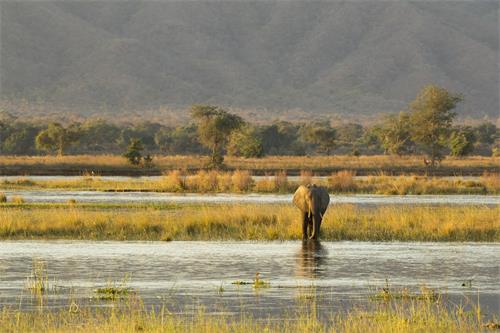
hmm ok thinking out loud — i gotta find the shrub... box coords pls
[11,196,25,204]
[162,170,186,191]
[0,193,7,203]
[328,170,357,192]
[232,170,253,192]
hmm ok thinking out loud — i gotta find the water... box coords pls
[1,190,498,205]
[0,241,498,316]
[0,175,482,182]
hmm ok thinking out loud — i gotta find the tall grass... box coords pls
[0,155,497,175]
[0,296,491,333]
[2,171,498,194]
[0,204,497,241]
[328,170,357,192]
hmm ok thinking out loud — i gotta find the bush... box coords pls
[328,170,357,192]
[161,170,186,191]
[11,196,25,204]
[0,193,7,203]
[232,170,253,192]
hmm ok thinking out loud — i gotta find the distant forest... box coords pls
[1,105,497,159]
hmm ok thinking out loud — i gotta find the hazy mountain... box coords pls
[1,1,498,118]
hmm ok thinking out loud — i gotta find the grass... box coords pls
[369,280,439,302]
[25,259,49,295]
[0,203,498,241]
[0,155,498,176]
[1,170,498,194]
[94,276,134,301]
[0,294,495,332]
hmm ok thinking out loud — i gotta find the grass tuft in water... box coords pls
[94,275,134,301]
[25,260,49,295]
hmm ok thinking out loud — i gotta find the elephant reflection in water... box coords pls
[295,240,328,279]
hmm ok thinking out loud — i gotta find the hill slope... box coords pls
[1,1,498,118]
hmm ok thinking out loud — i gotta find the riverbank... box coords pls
[0,155,498,176]
[0,203,497,241]
[2,171,498,195]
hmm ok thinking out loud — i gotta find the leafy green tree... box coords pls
[123,138,144,165]
[2,124,39,155]
[227,125,263,158]
[261,121,304,155]
[79,119,121,152]
[409,85,463,166]
[473,122,497,145]
[334,123,364,154]
[449,127,475,157]
[376,112,414,155]
[35,123,80,156]
[358,126,384,154]
[116,122,161,151]
[191,105,243,168]
[155,124,205,155]
[300,122,336,155]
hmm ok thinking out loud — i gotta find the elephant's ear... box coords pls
[293,185,309,212]
[318,187,330,212]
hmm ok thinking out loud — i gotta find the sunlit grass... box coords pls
[0,295,494,333]
[0,203,497,241]
[0,154,497,175]
[1,170,498,194]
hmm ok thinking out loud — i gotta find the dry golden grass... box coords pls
[0,155,498,175]
[0,204,497,241]
[2,171,498,194]
[0,295,490,333]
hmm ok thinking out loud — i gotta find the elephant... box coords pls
[292,184,330,240]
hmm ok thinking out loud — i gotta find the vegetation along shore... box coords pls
[0,203,497,241]
[0,155,498,176]
[0,298,493,333]
[1,170,498,195]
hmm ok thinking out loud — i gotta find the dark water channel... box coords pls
[0,241,498,317]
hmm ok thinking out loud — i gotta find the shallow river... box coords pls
[1,190,498,205]
[0,241,498,316]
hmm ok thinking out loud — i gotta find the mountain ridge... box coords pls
[1,1,498,118]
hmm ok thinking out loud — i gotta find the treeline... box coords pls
[0,85,498,161]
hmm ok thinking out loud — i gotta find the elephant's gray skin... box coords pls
[292,184,330,240]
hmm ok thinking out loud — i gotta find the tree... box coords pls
[227,125,263,158]
[191,105,243,168]
[261,121,304,155]
[409,85,463,166]
[300,122,336,155]
[79,119,121,153]
[35,123,80,156]
[449,127,475,157]
[334,123,364,154]
[473,122,497,145]
[123,138,144,165]
[2,124,39,155]
[376,112,414,155]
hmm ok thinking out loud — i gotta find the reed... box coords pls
[10,195,25,204]
[2,171,497,194]
[328,170,357,192]
[0,296,491,333]
[1,155,497,176]
[0,204,497,241]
